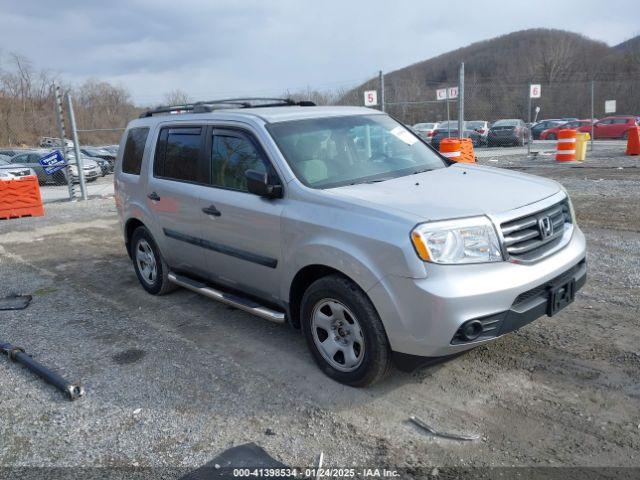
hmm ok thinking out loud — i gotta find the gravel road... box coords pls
[0,147,638,478]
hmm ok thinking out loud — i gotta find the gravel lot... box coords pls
[1,146,639,478]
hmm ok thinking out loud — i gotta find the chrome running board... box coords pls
[168,272,286,324]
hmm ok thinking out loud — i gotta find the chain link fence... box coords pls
[337,73,640,150]
[0,91,125,195]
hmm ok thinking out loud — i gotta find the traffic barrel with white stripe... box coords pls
[556,129,577,162]
[439,138,462,160]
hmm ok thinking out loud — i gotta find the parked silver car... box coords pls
[9,150,101,185]
[115,99,587,386]
[0,155,36,179]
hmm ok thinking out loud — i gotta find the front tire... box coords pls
[301,275,391,387]
[131,226,176,295]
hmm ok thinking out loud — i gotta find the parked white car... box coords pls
[466,120,490,145]
[412,122,439,143]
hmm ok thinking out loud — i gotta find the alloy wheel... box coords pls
[135,239,157,285]
[311,299,365,372]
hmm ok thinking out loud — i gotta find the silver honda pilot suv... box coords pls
[115,99,587,386]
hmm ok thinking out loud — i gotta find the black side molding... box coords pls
[163,228,277,269]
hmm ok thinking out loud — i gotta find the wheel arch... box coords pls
[124,217,146,259]
[288,265,366,329]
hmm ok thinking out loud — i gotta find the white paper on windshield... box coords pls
[390,126,418,145]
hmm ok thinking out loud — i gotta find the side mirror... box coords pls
[245,169,283,199]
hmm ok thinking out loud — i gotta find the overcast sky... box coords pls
[1,0,638,105]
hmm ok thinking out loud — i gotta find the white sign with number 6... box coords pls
[530,84,541,98]
[364,90,378,107]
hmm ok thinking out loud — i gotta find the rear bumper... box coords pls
[487,134,518,143]
[368,226,587,357]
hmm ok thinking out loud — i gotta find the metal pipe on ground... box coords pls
[0,342,85,401]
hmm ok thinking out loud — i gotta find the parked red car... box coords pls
[579,116,639,139]
[540,119,596,140]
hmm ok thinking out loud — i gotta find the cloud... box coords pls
[0,0,638,105]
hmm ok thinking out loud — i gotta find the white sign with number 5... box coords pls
[364,90,378,107]
[530,84,541,98]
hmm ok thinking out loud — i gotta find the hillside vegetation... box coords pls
[339,29,640,124]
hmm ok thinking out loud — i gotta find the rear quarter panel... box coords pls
[114,124,164,254]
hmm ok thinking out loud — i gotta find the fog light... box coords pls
[461,320,483,341]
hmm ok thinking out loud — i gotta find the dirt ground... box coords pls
[0,147,639,478]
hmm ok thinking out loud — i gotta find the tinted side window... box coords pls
[155,127,206,183]
[122,127,149,175]
[210,133,267,191]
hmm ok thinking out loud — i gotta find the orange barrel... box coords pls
[556,129,577,162]
[0,176,45,220]
[458,138,476,163]
[625,126,640,156]
[439,138,462,161]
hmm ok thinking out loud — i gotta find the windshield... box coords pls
[413,123,434,130]
[466,121,485,129]
[268,114,446,189]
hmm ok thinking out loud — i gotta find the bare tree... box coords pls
[0,54,139,146]
[163,89,191,105]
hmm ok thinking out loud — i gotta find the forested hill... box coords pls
[340,29,640,123]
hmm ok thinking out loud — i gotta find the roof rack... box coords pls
[139,97,316,118]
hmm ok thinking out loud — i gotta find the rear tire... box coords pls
[622,131,629,140]
[131,226,176,295]
[300,274,391,387]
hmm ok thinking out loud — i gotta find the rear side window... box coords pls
[210,132,267,191]
[154,127,206,183]
[122,128,149,175]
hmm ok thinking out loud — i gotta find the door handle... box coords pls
[147,192,161,201]
[202,205,221,217]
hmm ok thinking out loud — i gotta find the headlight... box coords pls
[411,216,503,264]
[560,186,576,223]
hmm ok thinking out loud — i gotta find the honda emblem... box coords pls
[538,216,553,239]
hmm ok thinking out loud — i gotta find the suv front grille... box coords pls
[500,200,571,262]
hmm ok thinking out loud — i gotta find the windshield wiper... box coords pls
[361,176,396,184]
[412,168,433,174]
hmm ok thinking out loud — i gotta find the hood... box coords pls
[68,157,98,167]
[328,164,561,221]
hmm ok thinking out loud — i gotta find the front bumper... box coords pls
[367,226,587,357]
[72,169,100,182]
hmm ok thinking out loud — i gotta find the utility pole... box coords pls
[527,89,532,156]
[66,94,87,200]
[54,83,75,200]
[379,70,385,112]
[446,89,451,138]
[458,62,464,138]
[590,80,595,151]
